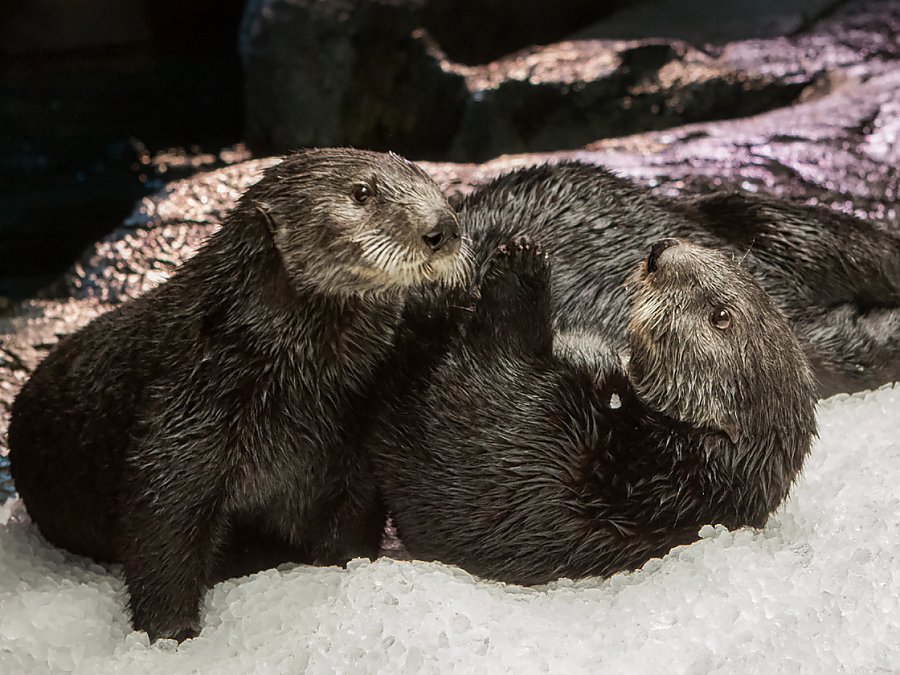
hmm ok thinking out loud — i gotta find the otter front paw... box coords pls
[126,569,204,643]
[469,239,554,354]
[508,238,550,289]
[486,238,550,301]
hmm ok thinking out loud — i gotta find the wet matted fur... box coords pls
[8,148,471,641]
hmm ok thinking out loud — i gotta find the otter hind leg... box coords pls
[303,474,386,566]
[802,303,900,397]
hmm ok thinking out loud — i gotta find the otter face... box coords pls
[627,239,815,444]
[249,148,471,296]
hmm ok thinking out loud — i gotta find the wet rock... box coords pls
[61,158,280,302]
[446,40,811,161]
[447,0,899,161]
[240,0,897,161]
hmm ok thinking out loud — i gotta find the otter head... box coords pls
[627,239,816,454]
[247,148,470,297]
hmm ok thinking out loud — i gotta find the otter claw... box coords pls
[511,240,549,277]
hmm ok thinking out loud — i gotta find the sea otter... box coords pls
[365,239,817,584]
[458,162,900,396]
[8,148,470,641]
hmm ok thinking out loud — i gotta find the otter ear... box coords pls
[702,422,740,457]
[719,418,741,445]
[252,200,279,235]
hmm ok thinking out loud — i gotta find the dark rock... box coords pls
[570,0,843,44]
[418,0,631,65]
[239,0,634,156]
[240,0,469,157]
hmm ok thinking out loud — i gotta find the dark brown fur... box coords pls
[8,148,468,641]
[364,239,817,585]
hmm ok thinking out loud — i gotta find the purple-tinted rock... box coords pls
[447,0,899,160]
[241,0,899,161]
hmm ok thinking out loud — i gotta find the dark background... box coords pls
[1,0,246,299]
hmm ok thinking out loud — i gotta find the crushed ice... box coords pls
[1,384,898,674]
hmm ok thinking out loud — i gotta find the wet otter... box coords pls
[8,148,469,641]
[365,239,817,584]
[459,163,900,396]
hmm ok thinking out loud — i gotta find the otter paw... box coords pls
[496,238,550,291]
[144,620,200,644]
[481,239,550,308]
[508,238,549,280]
[492,239,547,275]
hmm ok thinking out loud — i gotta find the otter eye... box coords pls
[710,307,732,330]
[351,184,373,204]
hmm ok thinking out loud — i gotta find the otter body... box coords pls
[8,149,467,640]
[460,163,900,396]
[366,240,817,584]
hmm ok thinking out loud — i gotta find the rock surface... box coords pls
[239,0,634,155]
[240,0,898,160]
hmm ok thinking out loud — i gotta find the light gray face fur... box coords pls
[627,241,815,442]
[251,149,471,297]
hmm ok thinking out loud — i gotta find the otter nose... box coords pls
[647,238,680,273]
[422,214,460,252]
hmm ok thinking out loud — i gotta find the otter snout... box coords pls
[422,213,461,253]
[646,238,681,274]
